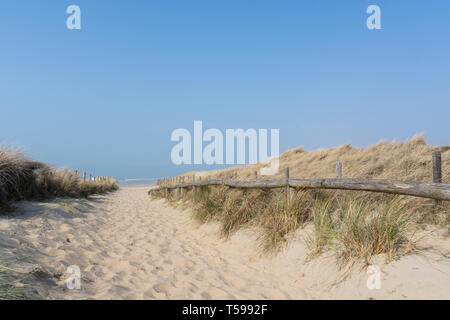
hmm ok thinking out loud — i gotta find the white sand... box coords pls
[0,185,449,299]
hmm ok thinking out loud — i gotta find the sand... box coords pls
[0,185,449,299]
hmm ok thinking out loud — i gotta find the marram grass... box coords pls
[152,184,422,266]
[0,147,119,211]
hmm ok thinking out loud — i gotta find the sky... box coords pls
[0,1,449,182]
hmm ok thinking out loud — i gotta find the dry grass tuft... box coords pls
[219,189,268,237]
[0,148,43,209]
[306,196,413,266]
[0,147,119,211]
[192,185,228,223]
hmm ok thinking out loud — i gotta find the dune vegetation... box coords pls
[152,135,449,266]
[0,147,119,299]
[0,147,119,211]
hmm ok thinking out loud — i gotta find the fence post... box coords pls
[285,167,290,206]
[165,178,169,198]
[193,175,196,195]
[254,171,258,180]
[336,161,342,179]
[179,177,183,196]
[83,172,86,183]
[432,151,442,206]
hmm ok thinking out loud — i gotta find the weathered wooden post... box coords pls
[181,176,185,196]
[165,178,169,198]
[432,151,442,206]
[254,171,258,180]
[285,167,290,206]
[83,172,86,183]
[336,161,342,179]
[193,175,196,196]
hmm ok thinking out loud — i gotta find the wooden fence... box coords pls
[150,151,449,202]
[73,170,112,183]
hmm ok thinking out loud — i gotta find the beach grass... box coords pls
[0,147,119,211]
[153,135,449,264]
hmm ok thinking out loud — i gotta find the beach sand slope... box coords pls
[0,185,449,299]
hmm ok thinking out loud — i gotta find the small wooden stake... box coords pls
[432,151,442,206]
[193,175,196,194]
[336,161,342,179]
[285,167,290,206]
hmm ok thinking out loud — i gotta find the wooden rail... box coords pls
[151,152,449,201]
[150,177,450,201]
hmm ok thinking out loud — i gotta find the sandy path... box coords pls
[0,185,449,299]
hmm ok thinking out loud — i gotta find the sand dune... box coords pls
[0,185,449,299]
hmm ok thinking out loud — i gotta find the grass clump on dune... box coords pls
[0,148,43,207]
[307,196,412,265]
[191,186,228,223]
[0,147,119,211]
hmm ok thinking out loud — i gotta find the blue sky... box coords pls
[0,1,449,181]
